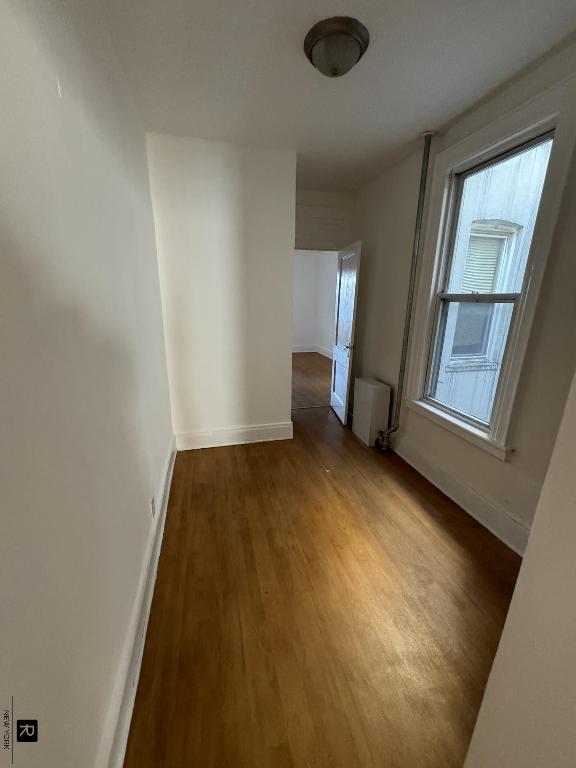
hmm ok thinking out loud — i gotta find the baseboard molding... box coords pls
[292,344,333,359]
[394,438,530,556]
[315,345,333,359]
[176,421,293,450]
[102,436,176,768]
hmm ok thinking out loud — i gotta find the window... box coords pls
[451,302,494,357]
[461,233,504,293]
[425,133,553,429]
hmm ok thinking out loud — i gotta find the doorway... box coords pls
[291,245,361,418]
[292,351,332,408]
[292,249,338,409]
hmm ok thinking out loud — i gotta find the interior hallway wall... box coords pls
[464,362,576,768]
[0,2,173,767]
[147,133,296,449]
[295,189,353,250]
[350,152,421,407]
[293,249,338,358]
[350,40,576,551]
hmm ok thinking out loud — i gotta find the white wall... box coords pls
[0,2,173,767]
[351,152,421,410]
[464,363,576,768]
[293,249,338,357]
[351,40,576,552]
[147,134,296,449]
[316,251,339,356]
[295,189,353,250]
[293,250,318,352]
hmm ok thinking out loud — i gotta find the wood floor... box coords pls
[124,407,520,768]
[291,352,332,409]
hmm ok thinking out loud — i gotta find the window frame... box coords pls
[424,131,553,429]
[405,79,576,460]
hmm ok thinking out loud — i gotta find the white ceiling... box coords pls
[105,0,576,191]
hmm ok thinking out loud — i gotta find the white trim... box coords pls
[404,398,511,460]
[407,76,576,449]
[101,436,176,768]
[176,421,293,450]
[292,344,333,358]
[315,345,333,359]
[295,239,345,251]
[395,437,529,555]
[330,241,362,425]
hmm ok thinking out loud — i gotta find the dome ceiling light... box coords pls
[304,17,369,78]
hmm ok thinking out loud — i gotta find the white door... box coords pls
[330,242,361,424]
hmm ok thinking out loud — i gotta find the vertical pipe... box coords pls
[379,131,435,449]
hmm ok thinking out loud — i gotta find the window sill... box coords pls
[403,398,512,461]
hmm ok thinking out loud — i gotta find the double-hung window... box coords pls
[424,133,554,437]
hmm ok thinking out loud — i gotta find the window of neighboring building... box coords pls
[451,230,508,358]
[425,133,553,428]
[451,302,493,357]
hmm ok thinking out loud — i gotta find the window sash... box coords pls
[456,129,555,182]
[437,292,518,303]
[438,130,554,297]
[424,293,519,429]
[423,391,494,430]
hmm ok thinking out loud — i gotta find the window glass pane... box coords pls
[452,303,493,356]
[446,137,553,294]
[428,301,514,424]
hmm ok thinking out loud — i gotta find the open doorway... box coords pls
[292,245,361,422]
[292,249,338,409]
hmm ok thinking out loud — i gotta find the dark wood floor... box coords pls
[291,351,332,409]
[124,407,520,768]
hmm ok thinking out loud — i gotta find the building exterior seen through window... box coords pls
[426,135,553,425]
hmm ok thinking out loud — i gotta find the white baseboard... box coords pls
[292,345,316,353]
[176,421,293,450]
[101,436,176,768]
[394,438,529,556]
[292,344,333,359]
[315,345,333,359]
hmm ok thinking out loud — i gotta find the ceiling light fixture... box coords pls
[304,17,369,78]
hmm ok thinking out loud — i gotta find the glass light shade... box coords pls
[310,33,362,77]
[304,18,369,78]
